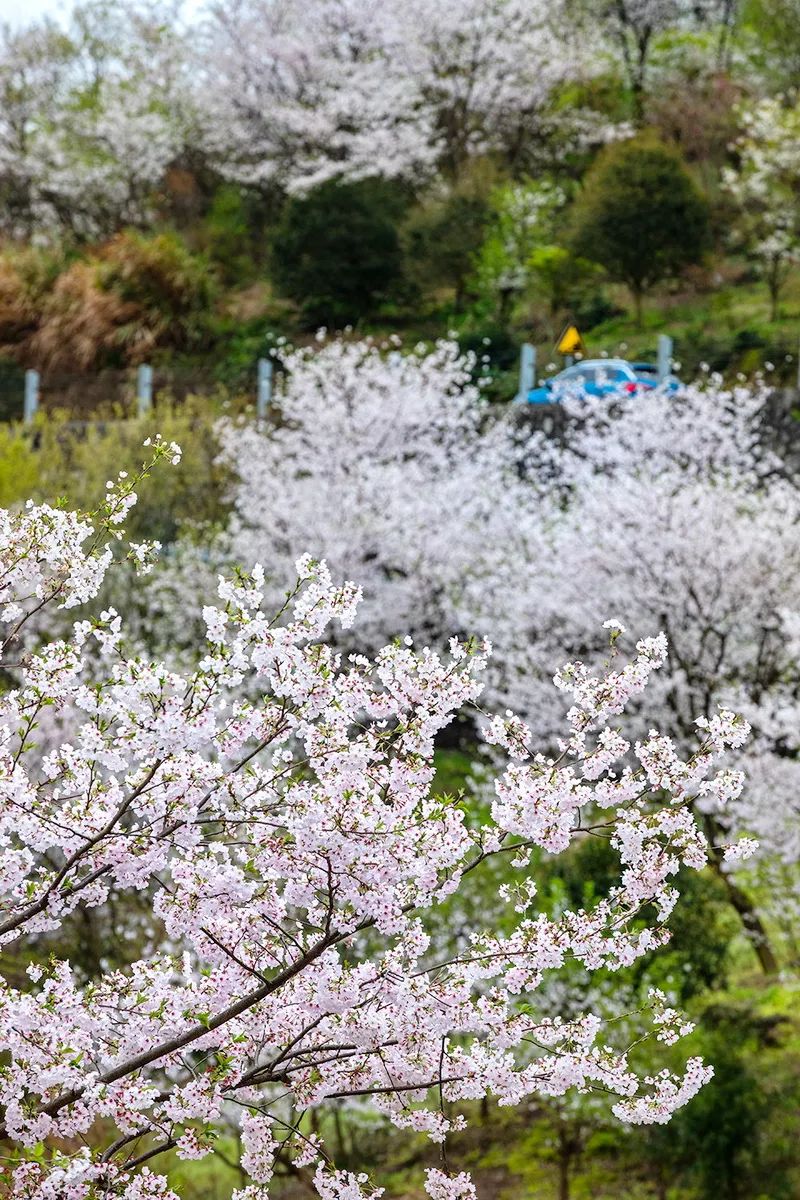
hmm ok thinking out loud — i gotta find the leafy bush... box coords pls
[528,244,604,319]
[403,180,492,309]
[271,177,409,328]
[0,401,232,544]
[199,183,273,284]
[0,244,65,350]
[0,423,38,506]
[30,259,139,370]
[571,138,711,323]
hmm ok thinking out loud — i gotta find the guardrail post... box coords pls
[516,343,536,401]
[23,369,39,424]
[137,364,153,417]
[657,334,673,384]
[257,358,273,423]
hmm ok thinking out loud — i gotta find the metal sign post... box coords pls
[23,370,39,424]
[137,364,153,417]
[516,343,536,401]
[657,334,673,384]
[257,358,273,423]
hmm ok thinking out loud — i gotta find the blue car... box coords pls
[521,358,680,404]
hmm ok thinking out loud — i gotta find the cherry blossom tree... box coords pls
[2,0,606,228]
[215,348,796,964]
[0,19,74,238]
[464,380,800,971]
[95,344,797,977]
[590,0,720,120]
[0,1,194,239]
[0,440,753,1196]
[198,0,591,192]
[399,0,585,180]
[198,0,435,193]
[217,337,536,653]
[211,346,800,972]
[723,95,800,320]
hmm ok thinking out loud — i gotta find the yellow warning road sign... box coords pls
[555,324,585,356]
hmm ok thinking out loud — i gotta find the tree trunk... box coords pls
[558,1152,571,1200]
[716,0,737,70]
[767,252,783,322]
[709,857,779,975]
[557,1129,575,1200]
[632,30,650,125]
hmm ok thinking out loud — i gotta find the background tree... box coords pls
[570,138,710,323]
[470,179,566,321]
[460,380,800,972]
[271,178,409,328]
[0,1,194,240]
[724,96,800,320]
[199,0,432,193]
[590,0,718,120]
[637,1007,799,1200]
[0,19,74,237]
[199,0,595,193]
[402,169,494,312]
[743,0,800,91]
[401,0,588,180]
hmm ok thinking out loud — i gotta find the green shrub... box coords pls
[200,183,271,284]
[0,423,38,506]
[571,139,710,324]
[527,244,604,319]
[28,400,232,544]
[403,187,491,310]
[271,177,409,328]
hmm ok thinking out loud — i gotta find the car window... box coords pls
[559,365,596,384]
[598,367,628,382]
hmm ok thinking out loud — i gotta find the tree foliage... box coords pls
[570,139,710,321]
[271,179,408,328]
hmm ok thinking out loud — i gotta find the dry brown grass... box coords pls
[0,231,216,371]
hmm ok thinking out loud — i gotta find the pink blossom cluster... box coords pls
[0,484,752,1196]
